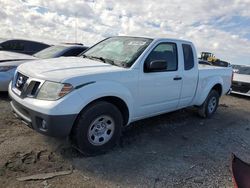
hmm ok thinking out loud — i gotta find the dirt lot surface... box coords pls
[0,93,250,188]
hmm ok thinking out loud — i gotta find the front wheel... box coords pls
[71,101,123,156]
[198,90,220,118]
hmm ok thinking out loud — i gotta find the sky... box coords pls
[0,0,250,65]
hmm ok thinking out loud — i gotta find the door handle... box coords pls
[173,76,182,81]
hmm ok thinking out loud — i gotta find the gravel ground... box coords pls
[0,93,249,188]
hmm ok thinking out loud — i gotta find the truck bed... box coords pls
[198,64,230,70]
[192,64,232,106]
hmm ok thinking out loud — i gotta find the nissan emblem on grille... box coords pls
[16,76,24,88]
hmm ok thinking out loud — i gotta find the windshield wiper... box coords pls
[83,55,116,66]
[92,56,107,63]
[97,57,116,66]
[82,54,90,59]
[82,54,103,62]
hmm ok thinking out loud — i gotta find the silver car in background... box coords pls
[0,44,88,91]
[0,51,37,91]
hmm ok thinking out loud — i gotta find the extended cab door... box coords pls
[178,43,199,108]
[136,42,183,118]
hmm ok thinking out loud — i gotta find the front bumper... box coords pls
[231,81,250,97]
[10,96,78,137]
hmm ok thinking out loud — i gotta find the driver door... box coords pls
[136,42,183,118]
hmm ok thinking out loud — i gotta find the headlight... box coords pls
[0,66,17,72]
[36,81,73,100]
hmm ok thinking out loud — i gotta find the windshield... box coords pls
[34,45,66,58]
[83,36,153,67]
[232,65,250,75]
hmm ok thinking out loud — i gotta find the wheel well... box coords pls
[212,84,222,96]
[79,96,129,126]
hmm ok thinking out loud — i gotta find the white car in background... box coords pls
[232,65,250,96]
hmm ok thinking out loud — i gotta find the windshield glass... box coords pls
[83,36,153,67]
[232,65,250,75]
[34,45,66,58]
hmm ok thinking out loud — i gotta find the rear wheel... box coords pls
[198,90,220,118]
[71,101,123,156]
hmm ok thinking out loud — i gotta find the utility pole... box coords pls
[75,13,78,43]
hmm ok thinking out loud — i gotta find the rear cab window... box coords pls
[182,44,194,70]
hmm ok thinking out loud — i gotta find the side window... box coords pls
[144,43,178,72]
[182,44,194,70]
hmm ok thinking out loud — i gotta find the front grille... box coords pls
[232,81,250,94]
[15,72,29,92]
[26,80,41,97]
[12,72,42,98]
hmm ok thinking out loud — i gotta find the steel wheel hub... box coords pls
[208,96,217,113]
[88,115,115,146]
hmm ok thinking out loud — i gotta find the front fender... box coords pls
[194,76,223,106]
[75,80,134,122]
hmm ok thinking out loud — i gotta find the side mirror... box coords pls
[145,60,167,72]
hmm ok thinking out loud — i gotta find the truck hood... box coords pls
[17,57,125,82]
[0,51,37,63]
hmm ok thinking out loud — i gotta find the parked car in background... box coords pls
[33,44,88,59]
[0,44,88,91]
[0,39,50,55]
[231,64,250,96]
[9,36,232,155]
[0,51,38,91]
[0,51,37,63]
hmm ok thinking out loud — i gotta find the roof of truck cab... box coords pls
[153,38,192,43]
[113,36,192,43]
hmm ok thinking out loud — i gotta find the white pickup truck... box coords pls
[9,36,232,155]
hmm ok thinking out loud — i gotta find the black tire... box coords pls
[198,90,220,118]
[71,101,123,156]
